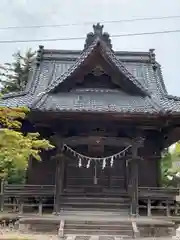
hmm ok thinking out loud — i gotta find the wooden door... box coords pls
[95,158,126,190]
[64,156,127,193]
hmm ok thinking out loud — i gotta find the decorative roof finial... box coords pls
[149,48,157,71]
[93,23,104,36]
[36,45,44,66]
[84,23,112,49]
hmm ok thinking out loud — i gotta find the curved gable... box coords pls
[46,39,148,97]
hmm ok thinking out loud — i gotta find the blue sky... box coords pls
[0,0,180,96]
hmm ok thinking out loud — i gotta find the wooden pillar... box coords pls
[128,143,139,216]
[147,198,152,216]
[53,153,65,214]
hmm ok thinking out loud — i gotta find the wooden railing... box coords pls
[138,187,180,217]
[3,184,55,196]
[0,184,180,216]
[0,184,55,214]
[139,187,179,199]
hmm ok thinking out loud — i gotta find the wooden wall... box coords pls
[26,141,161,188]
[26,151,56,185]
[26,119,162,189]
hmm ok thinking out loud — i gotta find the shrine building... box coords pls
[1,23,180,216]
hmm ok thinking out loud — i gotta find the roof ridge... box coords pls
[2,64,39,100]
[45,37,100,94]
[2,91,28,99]
[42,37,149,96]
[147,95,166,113]
[99,41,149,95]
[155,63,168,95]
[29,39,100,108]
[165,94,180,101]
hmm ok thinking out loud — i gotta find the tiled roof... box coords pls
[1,24,180,116]
[1,55,180,115]
[33,90,159,114]
[159,95,180,113]
[1,93,32,107]
[45,38,148,96]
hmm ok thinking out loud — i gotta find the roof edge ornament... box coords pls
[84,23,112,49]
[36,45,44,66]
[149,48,157,71]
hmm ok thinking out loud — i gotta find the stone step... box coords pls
[60,196,130,217]
[66,220,132,225]
[60,207,130,215]
[65,224,132,230]
[62,197,129,202]
[63,194,129,199]
[60,206,130,214]
[61,202,129,207]
[65,234,132,239]
[65,228,133,236]
[61,197,130,210]
[60,209,129,214]
[21,222,59,233]
[64,220,133,237]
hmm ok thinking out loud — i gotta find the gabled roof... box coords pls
[1,23,180,116]
[45,37,149,96]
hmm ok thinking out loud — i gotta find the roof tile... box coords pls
[0,30,179,115]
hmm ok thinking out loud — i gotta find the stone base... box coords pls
[18,218,60,234]
[139,225,175,237]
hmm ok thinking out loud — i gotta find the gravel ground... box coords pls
[0,231,58,239]
[0,231,175,240]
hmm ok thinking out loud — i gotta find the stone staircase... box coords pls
[18,196,134,238]
[59,196,134,238]
[18,216,136,239]
[63,219,134,239]
[60,196,130,215]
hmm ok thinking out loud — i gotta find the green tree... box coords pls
[161,142,180,186]
[161,149,173,186]
[0,49,35,94]
[0,106,54,181]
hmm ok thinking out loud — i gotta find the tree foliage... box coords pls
[161,142,180,186]
[161,150,173,186]
[0,49,35,94]
[0,106,54,180]
[0,49,55,182]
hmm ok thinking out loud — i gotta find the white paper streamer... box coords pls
[78,157,82,167]
[86,159,91,168]
[110,156,114,167]
[102,158,106,169]
[63,143,133,168]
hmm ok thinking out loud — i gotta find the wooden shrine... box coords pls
[1,23,180,216]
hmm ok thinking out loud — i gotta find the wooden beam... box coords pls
[29,111,170,124]
[63,136,144,147]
